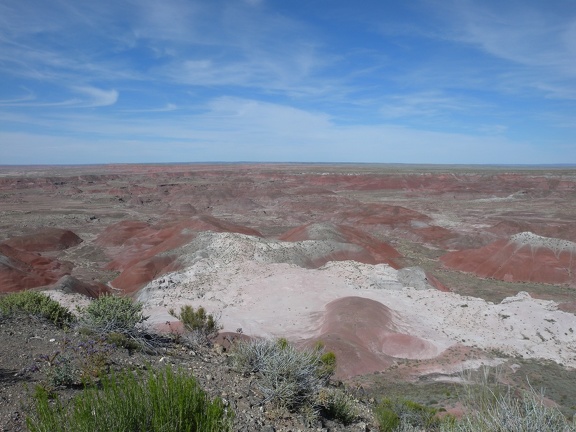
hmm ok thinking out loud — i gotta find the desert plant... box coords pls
[446,384,576,432]
[169,305,221,347]
[316,387,358,425]
[375,398,440,432]
[26,365,234,432]
[232,338,335,410]
[78,295,145,335]
[0,291,74,328]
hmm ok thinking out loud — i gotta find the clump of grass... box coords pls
[316,387,359,425]
[0,291,74,328]
[373,367,576,432]
[232,338,336,411]
[26,365,234,432]
[449,370,576,432]
[375,397,440,431]
[78,294,146,336]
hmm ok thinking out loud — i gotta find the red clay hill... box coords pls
[0,228,80,293]
[441,232,576,287]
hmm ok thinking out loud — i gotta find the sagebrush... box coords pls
[78,295,145,335]
[232,338,336,410]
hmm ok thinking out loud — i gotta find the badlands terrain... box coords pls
[1,163,576,416]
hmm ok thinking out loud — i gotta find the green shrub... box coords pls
[375,398,439,432]
[169,305,221,347]
[0,291,74,328]
[169,305,219,334]
[27,366,234,432]
[232,338,335,410]
[316,388,358,425]
[319,351,337,377]
[449,386,576,432]
[78,295,145,335]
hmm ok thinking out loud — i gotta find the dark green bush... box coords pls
[0,291,74,328]
[27,366,234,432]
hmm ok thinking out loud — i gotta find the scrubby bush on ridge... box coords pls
[0,291,74,328]
[232,338,338,412]
[77,294,146,335]
[373,367,576,432]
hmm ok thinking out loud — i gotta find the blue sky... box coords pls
[1,0,575,164]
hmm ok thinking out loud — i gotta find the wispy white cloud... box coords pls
[379,91,483,118]
[1,97,566,164]
[72,86,118,107]
[0,0,574,164]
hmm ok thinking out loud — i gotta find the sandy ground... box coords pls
[135,232,576,371]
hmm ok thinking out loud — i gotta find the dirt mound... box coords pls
[313,296,440,378]
[279,223,401,268]
[3,228,82,252]
[0,244,72,292]
[440,232,576,286]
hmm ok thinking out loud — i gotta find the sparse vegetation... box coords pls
[232,338,337,411]
[169,304,220,346]
[78,294,146,336]
[450,385,576,431]
[375,397,441,431]
[0,291,74,328]
[316,387,359,425]
[26,366,234,432]
[372,367,576,431]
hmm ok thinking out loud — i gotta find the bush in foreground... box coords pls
[0,291,74,328]
[78,294,145,335]
[232,338,336,411]
[373,372,576,432]
[449,385,576,432]
[27,366,234,432]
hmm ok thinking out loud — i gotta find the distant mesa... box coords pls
[440,232,576,286]
[3,228,82,252]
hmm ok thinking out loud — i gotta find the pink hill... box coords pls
[312,296,439,378]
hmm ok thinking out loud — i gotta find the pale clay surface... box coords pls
[130,232,576,368]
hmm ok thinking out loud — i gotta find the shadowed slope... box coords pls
[3,228,82,252]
